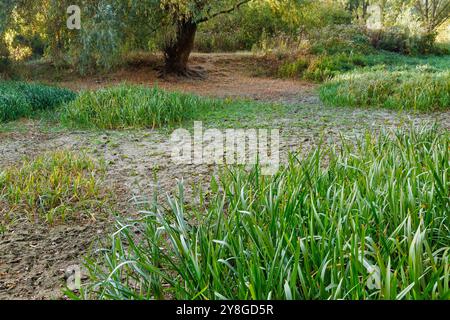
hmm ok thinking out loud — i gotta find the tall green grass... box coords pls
[279,52,450,82]
[0,81,76,122]
[82,126,449,300]
[319,69,450,111]
[61,85,221,130]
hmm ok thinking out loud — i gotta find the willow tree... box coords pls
[0,0,15,72]
[92,0,254,76]
[157,0,252,76]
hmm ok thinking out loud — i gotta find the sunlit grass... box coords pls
[0,151,108,226]
[0,81,76,123]
[319,68,450,111]
[61,85,217,130]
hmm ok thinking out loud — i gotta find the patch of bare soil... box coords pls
[0,222,106,299]
[55,53,319,105]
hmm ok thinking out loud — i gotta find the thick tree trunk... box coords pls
[163,19,198,76]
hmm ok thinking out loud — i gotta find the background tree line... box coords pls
[0,0,448,75]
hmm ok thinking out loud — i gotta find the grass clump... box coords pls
[82,126,449,300]
[278,52,450,82]
[319,68,450,111]
[61,84,218,130]
[0,81,76,122]
[304,53,368,81]
[0,151,107,226]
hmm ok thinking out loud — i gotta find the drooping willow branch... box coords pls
[196,0,251,24]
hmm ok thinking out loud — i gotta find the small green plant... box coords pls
[0,81,76,123]
[82,126,449,300]
[319,68,450,111]
[0,151,107,226]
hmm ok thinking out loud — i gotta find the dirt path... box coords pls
[54,53,319,105]
[1,53,449,299]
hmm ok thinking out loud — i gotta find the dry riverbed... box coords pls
[1,54,449,299]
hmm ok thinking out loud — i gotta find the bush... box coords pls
[278,58,309,78]
[319,68,450,111]
[0,41,10,76]
[61,85,218,129]
[368,28,443,55]
[0,81,76,122]
[81,126,450,300]
[0,92,32,122]
[308,24,373,56]
[195,1,295,52]
[0,151,107,225]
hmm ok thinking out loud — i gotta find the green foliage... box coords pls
[320,68,450,111]
[82,125,450,300]
[278,58,309,78]
[308,24,373,56]
[278,52,371,81]
[195,1,303,52]
[0,92,31,122]
[0,151,107,225]
[61,84,220,129]
[0,40,10,75]
[368,27,447,55]
[278,49,450,82]
[302,0,352,28]
[304,53,368,81]
[77,2,124,73]
[0,81,76,122]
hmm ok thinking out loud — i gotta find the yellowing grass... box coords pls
[0,151,108,226]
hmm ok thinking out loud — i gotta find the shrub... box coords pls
[308,24,373,56]
[319,68,450,111]
[0,81,76,122]
[81,126,449,300]
[0,151,107,225]
[368,28,443,55]
[368,27,411,54]
[3,81,77,110]
[62,85,219,129]
[195,1,295,52]
[278,58,309,78]
[0,41,10,77]
[303,53,368,82]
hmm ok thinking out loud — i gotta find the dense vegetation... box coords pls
[0,81,76,122]
[1,0,448,74]
[320,68,450,111]
[82,126,449,300]
[61,85,233,129]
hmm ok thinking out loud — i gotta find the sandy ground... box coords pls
[1,53,449,299]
